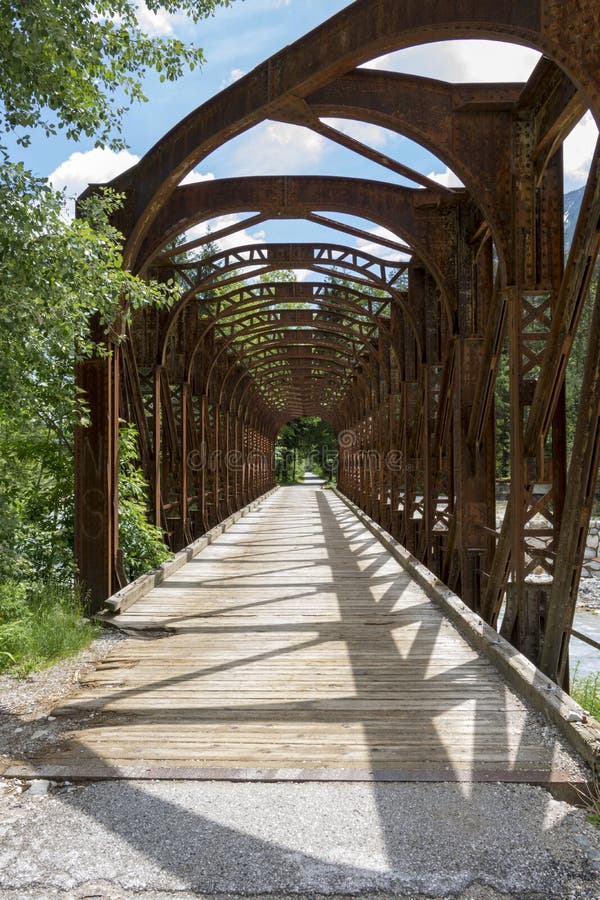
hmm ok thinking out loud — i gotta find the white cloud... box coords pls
[321,118,389,149]
[222,68,246,88]
[179,170,216,186]
[231,121,326,175]
[182,213,266,255]
[354,225,412,261]
[363,40,540,84]
[49,150,218,218]
[49,148,140,216]
[136,1,174,36]
[563,111,599,191]
[426,166,464,188]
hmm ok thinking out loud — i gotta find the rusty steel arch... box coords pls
[186,310,398,380]
[75,0,600,694]
[282,65,584,280]
[140,176,463,295]
[91,0,600,270]
[156,244,419,365]
[229,352,373,417]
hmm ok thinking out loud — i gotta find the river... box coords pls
[571,609,600,677]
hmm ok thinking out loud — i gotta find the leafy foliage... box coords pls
[0,160,176,588]
[0,0,237,149]
[495,337,510,480]
[0,175,175,667]
[0,164,175,673]
[0,0,231,675]
[276,417,338,484]
[570,667,600,828]
[119,423,172,580]
[0,160,175,417]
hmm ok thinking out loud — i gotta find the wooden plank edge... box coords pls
[100,487,279,616]
[2,762,591,801]
[332,488,600,778]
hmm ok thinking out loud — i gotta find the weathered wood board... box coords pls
[6,487,579,782]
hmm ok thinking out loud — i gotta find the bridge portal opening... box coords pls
[275,417,338,485]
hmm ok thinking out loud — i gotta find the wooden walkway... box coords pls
[9,487,577,781]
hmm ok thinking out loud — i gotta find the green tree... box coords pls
[0,163,176,582]
[0,167,177,671]
[495,339,510,480]
[566,263,599,454]
[0,0,237,149]
[276,417,338,483]
[0,164,174,415]
[0,0,237,670]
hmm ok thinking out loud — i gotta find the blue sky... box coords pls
[9,0,597,257]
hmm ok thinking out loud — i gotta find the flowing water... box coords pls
[571,609,600,677]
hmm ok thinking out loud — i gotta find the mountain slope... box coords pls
[564,186,585,253]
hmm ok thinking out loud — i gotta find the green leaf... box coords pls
[0,0,238,149]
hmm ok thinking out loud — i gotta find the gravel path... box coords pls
[0,780,600,898]
[1,624,599,898]
[0,630,127,774]
[1,635,600,898]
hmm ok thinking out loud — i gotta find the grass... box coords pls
[0,579,99,676]
[589,804,600,830]
[571,667,600,720]
[570,668,600,827]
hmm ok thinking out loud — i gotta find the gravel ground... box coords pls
[0,780,600,898]
[577,583,600,611]
[0,612,598,898]
[0,631,127,719]
[0,630,127,773]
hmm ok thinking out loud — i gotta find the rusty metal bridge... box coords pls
[74,0,600,710]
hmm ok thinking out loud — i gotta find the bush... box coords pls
[119,423,172,581]
[0,579,98,675]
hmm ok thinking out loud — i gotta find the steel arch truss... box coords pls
[75,0,600,690]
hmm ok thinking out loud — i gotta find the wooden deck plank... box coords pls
[7,486,577,781]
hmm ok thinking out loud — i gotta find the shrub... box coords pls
[118,423,172,581]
